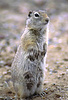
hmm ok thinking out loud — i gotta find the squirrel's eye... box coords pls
[34,13,40,18]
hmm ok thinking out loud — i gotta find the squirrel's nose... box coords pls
[45,18,49,24]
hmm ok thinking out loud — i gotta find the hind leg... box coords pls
[36,83,46,98]
[13,82,28,100]
[36,82,43,94]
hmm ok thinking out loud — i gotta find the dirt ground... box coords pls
[0,0,68,100]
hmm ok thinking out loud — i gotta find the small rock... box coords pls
[52,70,57,73]
[63,58,68,61]
[55,94,61,98]
[52,83,56,86]
[3,71,7,75]
[34,0,46,6]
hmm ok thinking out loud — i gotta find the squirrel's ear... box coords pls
[28,11,32,17]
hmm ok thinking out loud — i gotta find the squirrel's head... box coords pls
[26,10,49,30]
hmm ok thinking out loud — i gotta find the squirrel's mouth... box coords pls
[43,18,49,25]
[43,22,48,25]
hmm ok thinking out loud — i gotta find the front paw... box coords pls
[28,49,38,61]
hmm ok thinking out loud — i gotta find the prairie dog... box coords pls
[11,10,49,99]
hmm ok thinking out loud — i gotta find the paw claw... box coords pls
[40,92,46,97]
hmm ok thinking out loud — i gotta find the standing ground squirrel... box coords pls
[11,10,49,100]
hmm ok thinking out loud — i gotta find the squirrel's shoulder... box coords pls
[21,29,36,51]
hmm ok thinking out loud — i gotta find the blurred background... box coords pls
[0,0,68,100]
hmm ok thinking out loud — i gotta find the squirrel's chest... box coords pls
[27,43,47,62]
[22,33,45,52]
[21,34,47,62]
